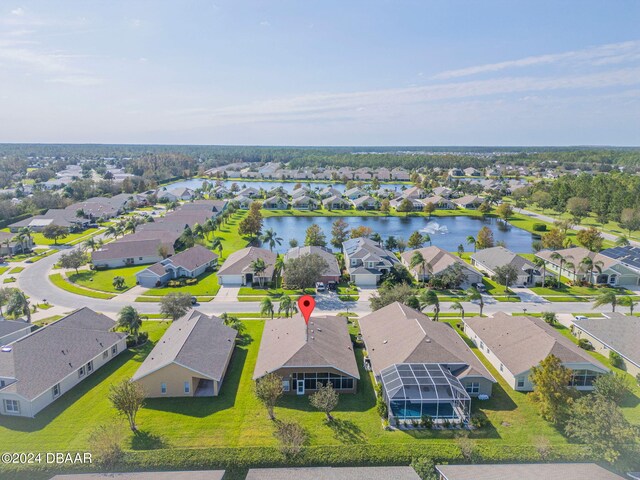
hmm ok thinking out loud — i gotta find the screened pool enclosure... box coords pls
[380,363,471,425]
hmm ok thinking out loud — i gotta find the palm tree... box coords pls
[193,223,205,239]
[592,290,618,312]
[550,252,566,286]
[274,255,285,286]
[125,219,138,234]
[466,235,477,253]
[580,256,594,285]
[117,306,142,344]
[450,301,465,320]
[370,233,382,247]
[260,228,282,252]
[250,258,268,287]
[419,289,440,321]
[2,238,11,258]
[18,227,33,252]
[533,257,547,287]
[260,297,274,319]
[278,294,297,318]
[211,236,223,258]
[409,251,427,284]
[466,287,484,317]
[615,236,630,247]
[105,225,119,240]
[13,233,26,254]
[6,290,31,323]
[83,237,98,252]
[423,233,432,246]
[619,295,637,315]
[222,313,246,335]
[565,261,576,280]
[203,218,215,240]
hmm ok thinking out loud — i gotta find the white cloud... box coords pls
[259,21,270,27]
[433,40,640,79]
[46,75,103,86]
[10,7,25,16]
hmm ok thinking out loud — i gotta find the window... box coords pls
[4,399,19,414]
[480,341,484,349]
[517,377,525,388]
[78,366,86,378]
[282,380,290,392]
[465,382,480,394]
[87,361,93,373]
[111,345,118,355]
[570,369,602,387]
[139,257,143,260]
[293,372,354,391]
[52,383,61,398]
[160,383,167,394]
[184,381,191,394]
[0,380,5,387]
[499,363,504,372]
[102,350,109,359]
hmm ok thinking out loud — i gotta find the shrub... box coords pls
[609,350,624,369]
[411,456,438,480]
[532,223,547,232]
[88,424,124,467]
[274,421,307,458]
[471,412,489,429]
[185,278,198,285]
[421,415,434,429]
[376,398,388,419]
[577,338,593,350]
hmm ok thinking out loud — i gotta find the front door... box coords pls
[297,380,305,395]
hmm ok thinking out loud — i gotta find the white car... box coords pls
[315,282,326,292]
[574,315,588,321]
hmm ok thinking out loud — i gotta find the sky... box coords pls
[0,1,639,146]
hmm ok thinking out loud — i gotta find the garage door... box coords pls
[220,274,243,286]
[354,274,378,286]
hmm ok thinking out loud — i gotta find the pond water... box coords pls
[165,179,407,194]
[261,216,535,254]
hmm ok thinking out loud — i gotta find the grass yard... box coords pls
[48,273,115,299]
[214,211,251,260]
[0,266,8,275]
[8,266,25,274]
[143,270,220,297]
[3,277,16,283]
[31,228,101,246]
[69,265,147,293]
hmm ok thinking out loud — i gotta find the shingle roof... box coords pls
[472,246,535,273]
[574,313,640,367]
[0,319,32,341]
[436,463,625,480]
[246,467,421,480]
[132,310,236,382]
[464,312,608,375]
[535,247,619,273]
[401,246,478,277]
[217,247,277,277]
[359,302,495,382]
[0,308,124,400]
[92,236,174,262]
[50,471,225,480]
[165,245,218,271]
[284,246,340,277]
[253,315,359,380]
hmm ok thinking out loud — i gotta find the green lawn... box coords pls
[69,265,147,293]
[0,266,8,275]
[31,228,101,246]
[48,273,115,299]
[3,277,16,283]
[214,211,252,259]
[143,270,220,297]
[8,266,25,274]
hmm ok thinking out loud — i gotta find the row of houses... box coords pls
[206,163,412,181]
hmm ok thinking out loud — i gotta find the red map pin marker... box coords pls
[298,295,315,325]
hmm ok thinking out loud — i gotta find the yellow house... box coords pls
[132,310,237,398]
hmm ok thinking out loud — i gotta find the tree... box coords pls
[59,249,88,274]
[350,225,372,238]
[274,420,307,457]
[304,224,327,247]
[221,313,246,335]
[619,295,638,315]
[380,199,390,213]
[210,236,223,257]
[576,227,604,252]
[620,208,640,236]
[397,198,414,215]
[278,294,297,317]
[409,251,428,283]
[330,218,349,249]
[422,202,436,218]
[529,354,575,425]
[493,264,519,292]
[476,226,494,250]
[384,236,398,251]
[260,297,274,319]
[117,306,142,344]
[160,293,192,321]
[309,382,339,421]
[542,228,566,250]
[495,203,514,221]
[457,244,464,257]
[534,257,548,287]
[411,457,438,480]
[450,301,464,320]
[466,235,477,252]
[370,283,416,311]
[108,379,145,432]
[283,254,329,290]
[478,201,492,217]
[609,350,624,369]
[593,373,631,405]
[407,231,425,250]
[565,394,639,463]
[566,197,590,224]
[250,257,269,287]
[466,287,484,316]
[238,202,263,238]
[0,287,14,317]
[592,290,618,312]
[370,232,382,246]
[532,191,553,212]
[260,228,282,251]
[419,289,440,321]
[6,289,31,323]
[396,238,407,253]
[42,224,69,245]
[541,311,557,325]
[112,276,126,290]
[254,372,283,420]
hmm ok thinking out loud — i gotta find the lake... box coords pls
[165,179,407,194]
[261,216,535,254]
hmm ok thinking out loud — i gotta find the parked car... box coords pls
[472,282,487,292]
[315,282,326,292]
[327,281,338,291]
[190,296,198,305]
[574,315,588,321]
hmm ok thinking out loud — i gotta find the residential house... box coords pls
[353,169,372,181]
[471,246,541,287]
[436,463,625,480]
[342,237,399,286]
[319,186,342,199]
[359,303,495,425]
[217,247,277,286]
[92,232,176,268]
[463,167,482,177]
[132,310,236,397]
[246,467,421,480]
[375,168,392,181]
[391,168,410,181]
[322,195,350,210]
[9,209,90,233]
[0,319,33,346]
[263,196,289,210]
[351,195,379,210]
[135,245,218,288]
[344,187,366,200]
[175,199,228,217]
[453,195,484,209]
[600,245,640,285]
[536,246,640,286]
[291,186,310,198]
[403,186,427,199]
[463,312,608,391]
[283,246,341,284]
[253,314,359,395]
[401,246,482,288]
[0,308,126,417]
[390,196,423,211]
[432,186,453,198]
[50,471,226,480]
[420,195,455,210]
[0,231,33,256]
[291,195,318,210]
[233,195,252,210]
[573,313,640,378]
[448,168,464,177]
[236,187,260,198]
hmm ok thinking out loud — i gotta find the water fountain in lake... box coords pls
[421,221,449,236]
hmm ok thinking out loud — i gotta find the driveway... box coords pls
[212,286,240,303]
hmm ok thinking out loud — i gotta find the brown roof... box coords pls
[253,315,359,380]
[401,246,478,276]
[167,245,218,271]
[217,247,276,277]
[359,302,494,381]
[92,236,175,262]
[463,312,608,375]
[436,463,625,480]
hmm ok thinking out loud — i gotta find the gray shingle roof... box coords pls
[253,315,359,380]
[50,471,225,480]
[436,463,625,480]
[165,245,218,271]
[574,313,640,367]
[472,246,536,272]
[0,308,124,400]
[401,246,479,277]
[246,467,421,480]
[0,319,32,341]
[217,247,276,277]
[132,310,236,382]
[92,236,175,262]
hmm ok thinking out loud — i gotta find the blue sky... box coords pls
[1,1,639,145]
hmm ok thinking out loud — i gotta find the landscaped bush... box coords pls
[532,223,547,232]
[609,350,624,368]
[185,278,198,285]
[578,338,593,350]
[470,412,489,429]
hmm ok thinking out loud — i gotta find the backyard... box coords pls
[68,265,147,293]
